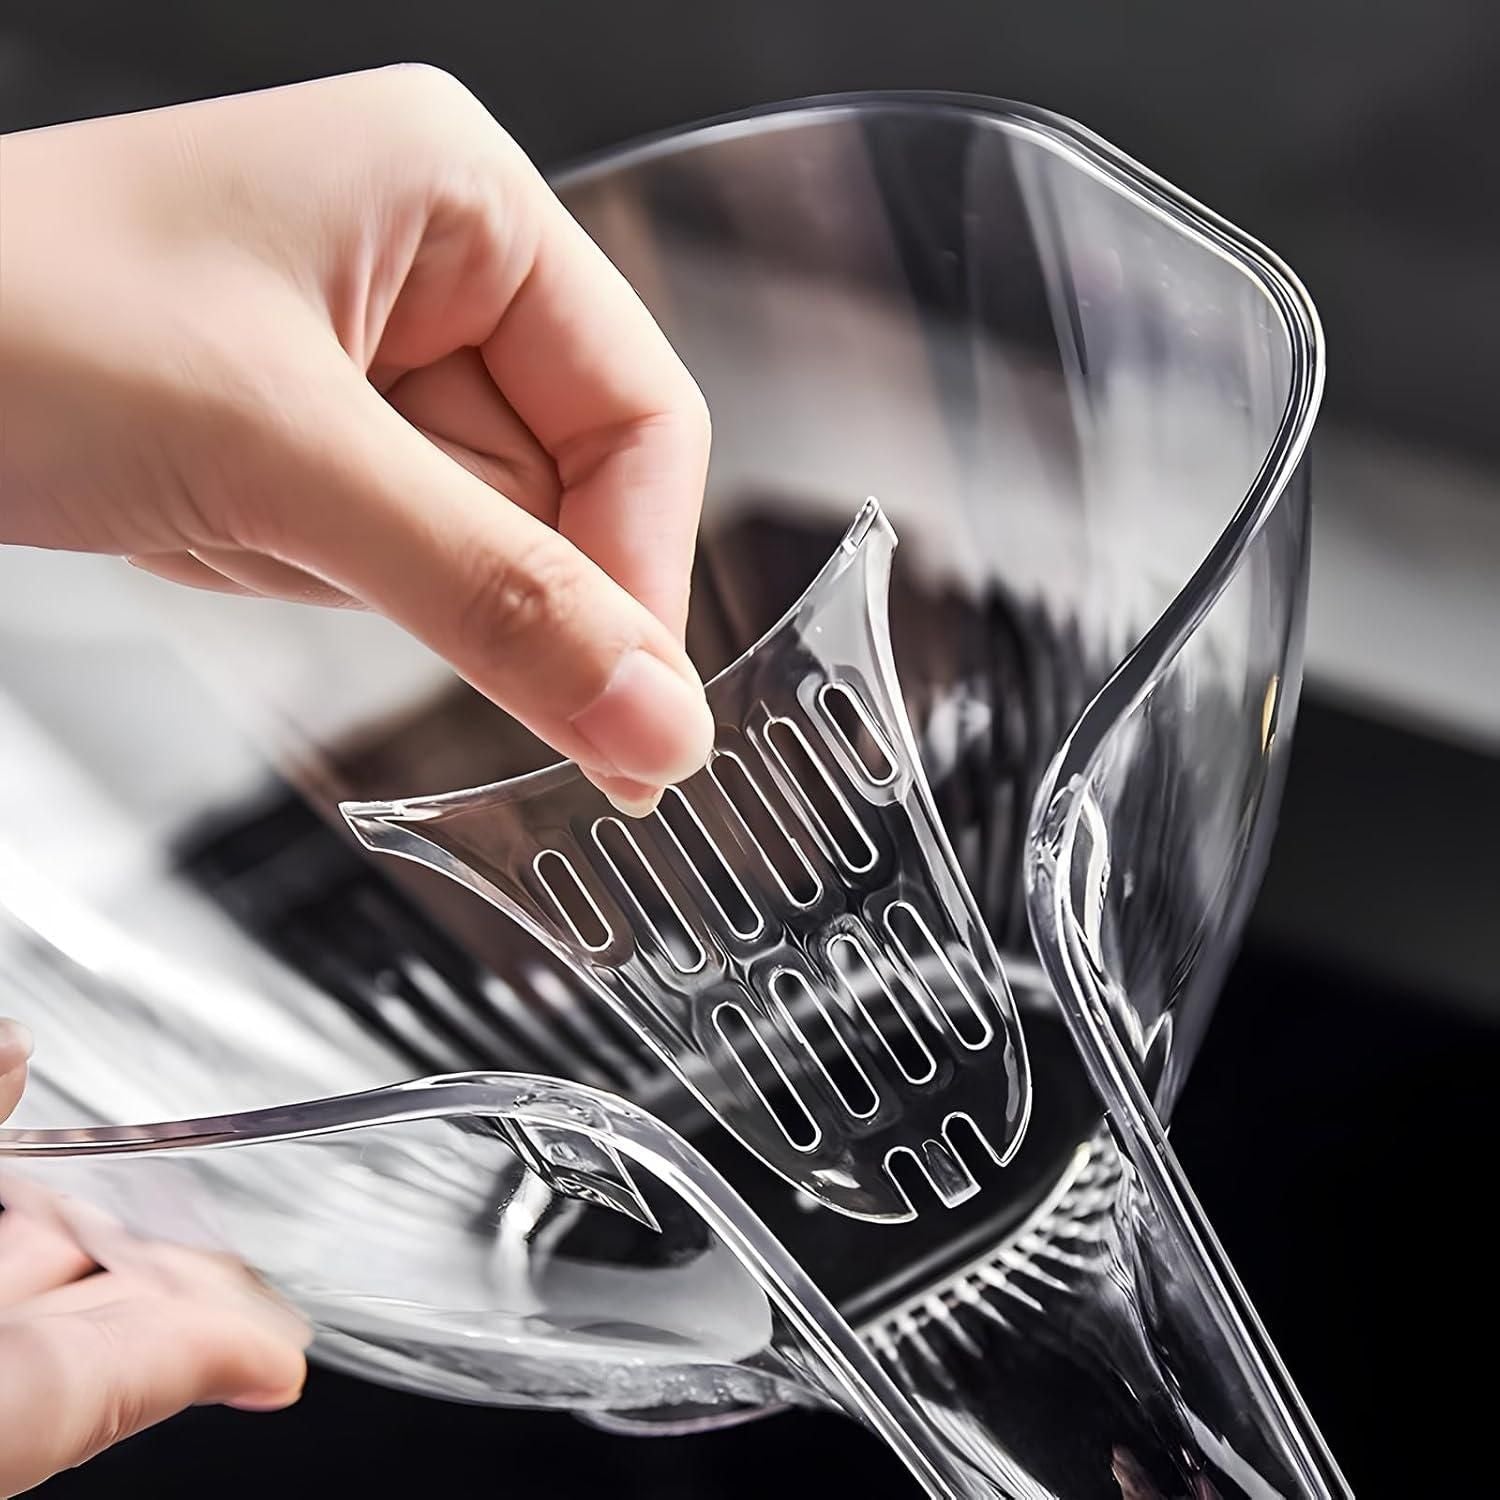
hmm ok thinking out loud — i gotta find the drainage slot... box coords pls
[884,900,995,1049]
[713,1002,821,1151]
[771,968,880,1118]
[818,681,896,784]
[765,716,877,874]
[533,849,612,951]
[711,751,820,907]
[827,932,935,1084]
[657,788,763,940]
[592,818,705,974]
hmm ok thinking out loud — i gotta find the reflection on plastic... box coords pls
[342,502,1032,1224]
[0,93,1349,1500]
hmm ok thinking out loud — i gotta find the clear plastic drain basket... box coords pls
[0,93,1343,1499]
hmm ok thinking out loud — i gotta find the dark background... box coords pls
[4,4,1496,1496]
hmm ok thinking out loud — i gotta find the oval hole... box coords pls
[657,789,762,940]
[534,849,611,951]
[771,968,880,1119]
[593,819,704,974]
[827,933,935,1084]
[818,682,896,784]
[765,717,878,874]
[713,1002,821,1152]
[711,752,820,907]
[884,901,995,1050]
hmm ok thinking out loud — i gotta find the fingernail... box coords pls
[227,1380,305,1413]
[0,1019,35,1074]
[588,773,663,819]
[570,650,714,786]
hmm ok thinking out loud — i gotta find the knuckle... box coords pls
[454,542,575,658]
[70,1316,151,1461]
[372,66,524,225]
[654,373,711,471]
[384,64,502,150]
[676,386,712,464]
[80,1390,147,1465]
[385,62,472,107]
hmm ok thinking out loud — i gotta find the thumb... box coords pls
[0,1292,308,1495]
[265,381,714,804]
[0,1021,33,1122]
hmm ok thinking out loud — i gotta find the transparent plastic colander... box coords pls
[0,94,1343,1498]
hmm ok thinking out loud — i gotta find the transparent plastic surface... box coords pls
[343,501,1031,1223]
[0,1073,996,1500]
[0,95,1345,1497]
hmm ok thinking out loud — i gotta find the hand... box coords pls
[0,68,714,815]
[0,1021,310,1496]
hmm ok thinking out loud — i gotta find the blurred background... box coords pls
[3,2,1495,1495]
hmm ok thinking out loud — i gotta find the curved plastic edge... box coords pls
[551,91,1323,808]
[1028,788,1352,1500]
[338,497,891,821]
[340,499,953,1225]
[0,1072,994,1500]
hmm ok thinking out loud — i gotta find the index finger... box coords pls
[479,156,710,639]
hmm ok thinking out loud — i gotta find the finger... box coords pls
[261,377,714,799]
[7,1266,142,1317]
[384,347,561,525]
[0,1291,309,1493]
[128,552,259,596]
[49,1198,306,1343]
[0,1019,32,1122]
[189,547,361,609]
[0,1260,303,1358]
[0,1210,95,1305]
[479,170,710,638]
[4,1193,309,1360]
[128,549,360,609]
[0,1191,309,1379]
[11,1259,274,1320]
[362,114,707,638]
[588,774,663,819]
